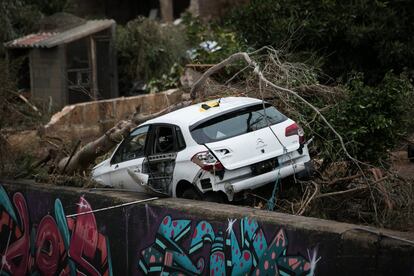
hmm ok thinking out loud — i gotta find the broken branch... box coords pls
[17,94,42,116]
[57,101,192,174]
[190,51,366,172]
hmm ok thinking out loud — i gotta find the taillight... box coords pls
[285,123,305,144]
[191,151,224,172]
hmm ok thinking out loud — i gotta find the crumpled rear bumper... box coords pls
[224,145,311,197]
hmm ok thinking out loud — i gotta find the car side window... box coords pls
[111,125,150,164]
[175,126,186,151]
[153,125,175,154]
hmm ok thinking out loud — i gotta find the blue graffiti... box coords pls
[138,216,319,275]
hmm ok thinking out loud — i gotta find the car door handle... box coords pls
[114,164,119,169]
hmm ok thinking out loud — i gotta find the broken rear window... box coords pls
[190,103,287,144]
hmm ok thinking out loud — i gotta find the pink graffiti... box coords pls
[1,193,30,275]
[69,197,110,276]
[35,215,67,275]
[0,190,112,275]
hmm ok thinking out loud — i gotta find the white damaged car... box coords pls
[92,97,312,201]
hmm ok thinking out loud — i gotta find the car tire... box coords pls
[202,192,226,203]
[408,144,414,163]
[182,188,202,200]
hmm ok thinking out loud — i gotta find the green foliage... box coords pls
[0,0,70,57]
[181,13,249,82]
[116,17,188,93]
[322,72,413,163]
[116,14,249,93]
[147,63,184,93]
[227,0,414,83]
[182,13,248,65]
[25,0,68,15]
[0,1,35,56]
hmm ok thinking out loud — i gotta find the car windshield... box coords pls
[190,103,287,144]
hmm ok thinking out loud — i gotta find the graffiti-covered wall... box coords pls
[0,182,413,275]
[0,186,112,275]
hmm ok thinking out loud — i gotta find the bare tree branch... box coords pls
[190,51,365,169]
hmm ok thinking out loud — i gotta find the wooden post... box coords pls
[110,22,118,98]
[89,36,98,100]
[159,0,174,22]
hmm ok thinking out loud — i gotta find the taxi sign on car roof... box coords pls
[199,100,220,112]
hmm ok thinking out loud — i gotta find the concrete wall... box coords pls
[0,181,413,275]
[44,89,183,141]
[30,46,66,107]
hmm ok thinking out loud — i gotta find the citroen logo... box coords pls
[256,138,267,150]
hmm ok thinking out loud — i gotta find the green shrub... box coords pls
[116,17,188,93]
[147,63,183,93]
[0,1,42,56]
[25,0,68,15]
[182,13,247,65]
[227,0,414,83]
[321,72,413,163]
[181,13,249,82]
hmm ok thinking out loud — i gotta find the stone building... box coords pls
[5,17,118,107]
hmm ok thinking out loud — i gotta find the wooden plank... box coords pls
[89,36,98,100]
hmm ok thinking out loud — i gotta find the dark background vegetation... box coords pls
[1,0,413,161]
[1,0,413,163]
[0,0,413,229]
[224,0,414,163]
[227,0,414,84]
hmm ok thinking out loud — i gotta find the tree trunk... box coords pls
[58,101,192,174]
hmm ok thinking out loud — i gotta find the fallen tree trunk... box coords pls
[58,101,191,174]
[58,51,360,175]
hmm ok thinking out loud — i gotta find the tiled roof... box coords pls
[5,20,115,49]
[5,33,57,48]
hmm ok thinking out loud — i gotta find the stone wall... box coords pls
[44,89,183,141]
[0,181,413,275]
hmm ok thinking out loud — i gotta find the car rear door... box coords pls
[190,103,300,170]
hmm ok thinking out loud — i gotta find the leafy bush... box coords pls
[0,1,43,56]
[227,0,414,83]
[25,0,68,15]
[116,17,188,93]
[182,13,247,65]
[180,13,249,82]
[147,63,183,93]
[320,72,413,163]
[0,0,72,57]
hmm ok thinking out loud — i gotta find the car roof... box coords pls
[145,96,263,128]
